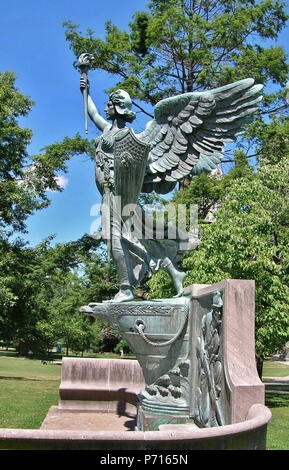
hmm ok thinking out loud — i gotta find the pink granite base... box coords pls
[191,280,264,423]
[58,357,145,415]
[0,404,271,450]
[41,406,137,431]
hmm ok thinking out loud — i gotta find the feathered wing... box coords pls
[138,78,263,194]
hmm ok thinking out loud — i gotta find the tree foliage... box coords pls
[149,156,289,361]
[63,0,288,118]
[0,230,122,355]
[0,235,99,355]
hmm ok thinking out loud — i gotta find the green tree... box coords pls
[247,114,289,165]
[0,235,100,356]
[0,70,98,354]
[64,0,288,118]
[149,157,289,376]
[36,267,93,357]
[83,250,119,302]
[0,71,34,234]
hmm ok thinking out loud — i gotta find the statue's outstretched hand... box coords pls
[80,76,89,92]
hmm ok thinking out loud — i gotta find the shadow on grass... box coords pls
[0,350,18,357]
[0,376,58,382]
[265,390,289,408]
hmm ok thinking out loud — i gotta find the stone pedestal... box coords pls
[81,297,192,429]
[136,408,196,432]
[189,280,264,427]
[80,279,264,431]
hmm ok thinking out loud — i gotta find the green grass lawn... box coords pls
[263,360,289,379]
[0,354,288,450]
[0,356,61,429]
[262,360,289,451]
[265,390,289,451]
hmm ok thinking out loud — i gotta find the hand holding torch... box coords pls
[78,53,94,134]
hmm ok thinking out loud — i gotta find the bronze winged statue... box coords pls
[79,68,263,303]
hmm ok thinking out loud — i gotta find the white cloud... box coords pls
[16,167,69,192]
[54,175,69,190]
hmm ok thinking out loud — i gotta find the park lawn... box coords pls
[0,356,61,429]
[265,390,289,451]
[262,360,289,451]
[0,377,60,429]
[0,355,62,380]
[262,360,289,378]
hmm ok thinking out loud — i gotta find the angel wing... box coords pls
[138,78,263,194]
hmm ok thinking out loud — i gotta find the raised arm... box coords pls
[80,77,110,133]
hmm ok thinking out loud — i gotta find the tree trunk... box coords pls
[17,342,30,357]
[256,355,264,380]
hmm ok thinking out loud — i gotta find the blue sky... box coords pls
[1,0,289,247]
[1,0,148,246]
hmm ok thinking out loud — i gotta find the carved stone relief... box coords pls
[194,290,231,427]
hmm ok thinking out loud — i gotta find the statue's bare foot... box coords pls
[162,260,187,298]
[172,271,186,298]
[103,286,135,303]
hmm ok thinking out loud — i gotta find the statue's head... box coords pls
[106,89,136,123]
